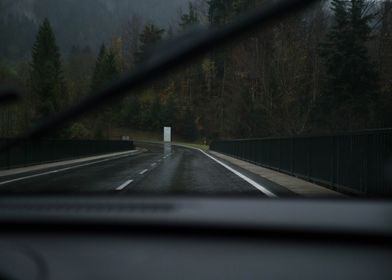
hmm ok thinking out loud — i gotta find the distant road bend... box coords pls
[0,142,283,196]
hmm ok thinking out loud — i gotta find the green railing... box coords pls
[210,129,392,196]
[0,139,135,170]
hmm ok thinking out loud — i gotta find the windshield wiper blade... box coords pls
[1,0,319,146]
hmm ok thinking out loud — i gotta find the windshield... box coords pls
[0,0,391,198]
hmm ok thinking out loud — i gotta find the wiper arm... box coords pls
[2,0,319,145]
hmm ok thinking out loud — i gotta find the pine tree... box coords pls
[121,96,141,128]
[179,3,199,29]
[91,45,120,93]
[91,44,107,93]
[150,95,163,129]
[135,23,165,64]
[90,44,120,138]
[30,18,65,119]
[232,0,254,16]
[348,0,377,98]
[104,49,119,83]
[378,1,392,126]
[322,0,376,99]
[208,0,232,26]
[320,0,351,101]
[319,0,377,129]
[207,0,251,26]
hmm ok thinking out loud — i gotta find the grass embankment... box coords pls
[172,142,209,151]
[110,128,209,151]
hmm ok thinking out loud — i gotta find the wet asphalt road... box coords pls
[0,142,268,195]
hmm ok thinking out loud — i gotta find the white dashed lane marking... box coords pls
[139,169,148,175]
[115,179,134,191]
[0,154,134,186]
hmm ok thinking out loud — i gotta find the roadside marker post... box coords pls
[164,127,171,143]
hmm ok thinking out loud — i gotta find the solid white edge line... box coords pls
[139,169,148,175]
[115,179,134,191]
[197,149,277,198]
[0,152,136,186]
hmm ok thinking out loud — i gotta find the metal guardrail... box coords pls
[0,139,135,170]
[210,129,392,196]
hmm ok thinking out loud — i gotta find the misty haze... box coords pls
[0,0,188,60]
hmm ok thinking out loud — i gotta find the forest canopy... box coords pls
[0,0,391,142]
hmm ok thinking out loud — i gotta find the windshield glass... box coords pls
[0,0,391,198]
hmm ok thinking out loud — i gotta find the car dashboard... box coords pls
[0,196,391,280]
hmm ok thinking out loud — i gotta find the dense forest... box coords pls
[0,0,391,142]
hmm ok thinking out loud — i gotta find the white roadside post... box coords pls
[163,127,172,142]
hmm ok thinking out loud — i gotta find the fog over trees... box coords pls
[0,0,188,61]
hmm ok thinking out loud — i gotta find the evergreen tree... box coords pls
[320,0,351,102]
[30,18,66,118]
[91,44,107,93]
[348,0,377,98]
[378,0,392,127]
[319,0,377,129]
[150,95,163,129]
[91,45,120,93]
[101,48,121,124]
[66,45,94,102]
[121,96,141,128]
[135,23,165,64]
[179,3,199,29]
[232,0,254,16]
[104,49,119,83]
[90,44,120,138]
[207,0,251,26]
[208,0,233,26]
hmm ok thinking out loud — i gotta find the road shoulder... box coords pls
[170,143,295,197]
[209,151,344,198]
